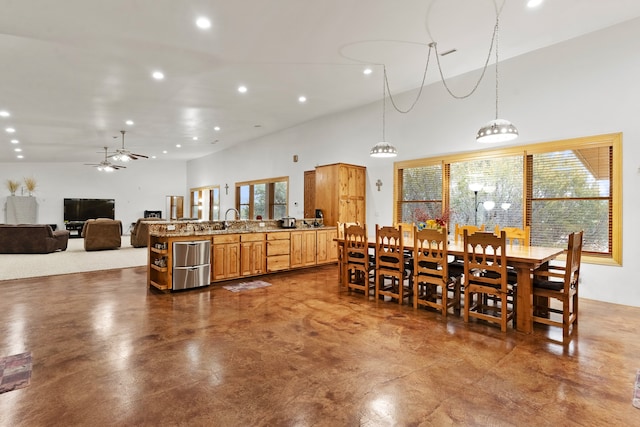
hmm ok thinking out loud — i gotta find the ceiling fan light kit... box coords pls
[85,147,126,172]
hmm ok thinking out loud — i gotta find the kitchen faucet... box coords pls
[224,208,240,229]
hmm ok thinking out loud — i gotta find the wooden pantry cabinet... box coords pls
[314,163,366,228]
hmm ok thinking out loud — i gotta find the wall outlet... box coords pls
[167,224,176,231]
[259,222,265,227]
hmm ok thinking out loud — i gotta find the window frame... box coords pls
[393,133,622,266]
[235,176,289,220]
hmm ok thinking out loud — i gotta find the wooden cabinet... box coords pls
[266,232,290,272]
[316,228,338,264]
[314,163,366,228]
[148,235,170,290]
[290,230,317,268]
[240,233,266,276]
[212,234,240,281]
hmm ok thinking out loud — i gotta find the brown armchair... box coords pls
[130,217,163,248]
[81,219,122,251]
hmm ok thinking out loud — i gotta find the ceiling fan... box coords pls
[110,130,148,162]
[84,147,126,172]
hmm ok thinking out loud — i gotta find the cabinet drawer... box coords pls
[213,234,240,244]
[241,233,265,242]
[173,265,210,290]
[267,254,289,271]
[267,232,290,240]
[173,240,210,267]
[267,240,290,255]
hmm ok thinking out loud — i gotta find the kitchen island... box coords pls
[147,219,337,291]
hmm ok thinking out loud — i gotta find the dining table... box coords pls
[336,236,565,334]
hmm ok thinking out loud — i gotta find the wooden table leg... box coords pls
[515,265,533,334]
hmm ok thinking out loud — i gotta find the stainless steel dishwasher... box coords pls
[172,240,211,290]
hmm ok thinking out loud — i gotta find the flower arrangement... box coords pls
[24,176,37,195]
[6,179,20,195]
[413,207,450,232]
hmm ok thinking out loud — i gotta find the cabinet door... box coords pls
[302,231,317,266]
[290,232,303,268]
[317,229,338,264]
[252,241,266,275]
[241,241,266,276]
[212,244,227,281]
[226,243,240,279]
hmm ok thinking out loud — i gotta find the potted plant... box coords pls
[6,179,20,196]
[24,177,36,196]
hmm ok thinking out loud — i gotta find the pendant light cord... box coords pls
[382,66,387,141]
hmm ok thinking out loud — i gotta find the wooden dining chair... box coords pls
[343,223,374,297]
[337,221,360,284]
[413,226,460,317]
[375,224,411,304]
[494,225,530,247]
[532,230,583,340]
[463,230,515,332]
[454,224,485,244]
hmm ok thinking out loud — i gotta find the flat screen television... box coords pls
[64,198,115,222]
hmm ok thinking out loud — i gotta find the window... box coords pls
[190,186,220,220]
[394,133,621,265]
[236,177,289,220]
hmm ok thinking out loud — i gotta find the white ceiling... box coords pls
[2,0,640,164]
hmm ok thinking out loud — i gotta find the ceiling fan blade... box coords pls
[130,153,149,159]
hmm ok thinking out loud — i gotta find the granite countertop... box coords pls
[149,220,335,238]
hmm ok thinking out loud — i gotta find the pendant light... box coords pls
[476,15,518,143]
[370,66,398,158]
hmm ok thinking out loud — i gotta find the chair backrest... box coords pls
[463,230,508,292]
[413,225,448,285]
[344,223,368,264]
[395,222,414,241]
[564,230,583,290]
[495,225,530,247]
[375,224,404,270]
[454,223,485,244]
[337,221,360,239]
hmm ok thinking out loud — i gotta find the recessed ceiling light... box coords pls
[196,17,211,29]
[214,126,221,131]
[152,71,165,80]
[17,155,23,159]
[176,144,181,148]
[527,0,543,7]
[0,111,9,117]
[363,68,373,75]
[6,127,15,133]
[238,85,247,93]
[10,139,18,144]
[14,148,22,152]
[162,150,168,154]
[192,136,198,141]
[126,120,134,125]
[298,96,307,103]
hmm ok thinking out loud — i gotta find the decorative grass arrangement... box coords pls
[24,177,37,194]
[6,179,20,195]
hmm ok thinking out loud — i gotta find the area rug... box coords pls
[223,280,272,292]
[0,352,32,394]
[634,369,640,409]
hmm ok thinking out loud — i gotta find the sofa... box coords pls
[130,217,163,248]
[81,219,122,251]
[0,224,70,254]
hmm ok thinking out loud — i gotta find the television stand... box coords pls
[65,221,85,238]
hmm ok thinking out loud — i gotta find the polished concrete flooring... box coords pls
[0,265,639,426]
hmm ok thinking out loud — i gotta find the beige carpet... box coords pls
[0,238,147,281]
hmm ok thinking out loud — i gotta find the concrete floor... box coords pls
[0,265,638,426]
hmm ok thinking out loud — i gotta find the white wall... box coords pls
[1,160,188,231]
[187,17,640,307]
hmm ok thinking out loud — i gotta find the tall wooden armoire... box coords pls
[314,163,366,228]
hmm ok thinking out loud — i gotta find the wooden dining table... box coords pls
[336,236,564,334]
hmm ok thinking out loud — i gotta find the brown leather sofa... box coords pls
[0,224,70,254]
[130,217,163,248]
[81,219,122,251]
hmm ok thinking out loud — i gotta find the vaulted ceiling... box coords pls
[2,0,640,164]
